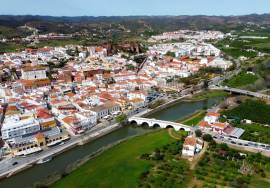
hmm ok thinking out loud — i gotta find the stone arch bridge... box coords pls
[128,117,192,132]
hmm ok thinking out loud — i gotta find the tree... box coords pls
[202,134,213,142]
[115,114,128,126]
[165,51,176,58]
[195,129,202,137]
[125,64,135,70]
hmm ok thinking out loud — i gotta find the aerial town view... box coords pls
[0,0,270,188]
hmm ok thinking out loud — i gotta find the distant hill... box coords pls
[1,14,270,26]
[0,14,270,39]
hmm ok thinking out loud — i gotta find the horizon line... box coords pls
[0,13,270,18]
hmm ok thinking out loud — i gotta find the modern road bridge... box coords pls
[210,86,270,100]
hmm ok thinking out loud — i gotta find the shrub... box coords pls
[203,134,213,142]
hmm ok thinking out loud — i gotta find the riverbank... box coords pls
[0,123,122,180]
[0,92,226,188]
[178,110,206,126]
[36,128,163,187]
[0,93,191,181]
[52,129,175,188]
[183,90,229,102]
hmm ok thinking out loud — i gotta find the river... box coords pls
[0,96,225,188]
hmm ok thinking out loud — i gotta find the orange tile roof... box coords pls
[22,65,46,72]
[37,108,53,119]
[198,121,210,128]
[184,136,197,146]
[62,116,77,124]
[66,92,76,98]
[212,122,226,129]
[206,112,220,117]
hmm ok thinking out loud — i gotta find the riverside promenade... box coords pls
[0,93,192,180]
[0,123,121,179]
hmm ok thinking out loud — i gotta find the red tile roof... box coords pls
[206,112,220,117]
[199,121,210,128]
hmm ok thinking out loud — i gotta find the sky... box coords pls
[1,0,270,17]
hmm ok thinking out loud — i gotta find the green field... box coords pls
[180,110,206,126]
[191,91,229,101]
[222,99,270,125]
[234,123,270,145]
[221,47,257,58]
[52,130,175,188]
[215,29,270,58]
[194,143,270,188]
[223,72,259,88]
[139,135,190,188]
[36,39,84,48]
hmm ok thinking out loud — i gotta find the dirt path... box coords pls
[181,110,204,123]
[168,128,181,140]
[190,142,209,170]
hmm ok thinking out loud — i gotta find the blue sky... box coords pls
[1,0,270,16]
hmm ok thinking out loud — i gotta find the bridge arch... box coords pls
[141,122,150,128]
[153,123,161,129]
[179,128,186,131]
[166,125,174,129]
[129,120,138,125]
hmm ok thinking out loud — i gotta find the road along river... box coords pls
[0,96,225,188]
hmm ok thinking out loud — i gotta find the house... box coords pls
[127,90,148,101]
[208,57,232,70]
[36,108,57,130]
[61,112,96,135]
[198,121,210,130]
[91,101,120,119]
[182,136,204,157]
[61,115,84,135]
[129,98,146,109]
[75,112,97,128]
[20,79,51,90]
[211,122,227,134]
[204,112,220,124]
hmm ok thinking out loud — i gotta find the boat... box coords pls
[37,156,52,164]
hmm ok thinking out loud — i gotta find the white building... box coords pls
[84,95,100,106]
[208,58,232,70]
[127,90,147,101]
[204,112,220,124]
[75,112,97,129]
[182,136,204,157]
[21,66,47,80]
[91,102,120,119]
[1,117,40,140]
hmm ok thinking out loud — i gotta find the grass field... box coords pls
[180,110,206,126]
[52,130,175,188]
[215,30,270,58]
[139,133,190,188]
[191,91,229,101]
[235,123,270,145]
[36,39,84,48]
[222,99,270,125]
[223,72,259,88]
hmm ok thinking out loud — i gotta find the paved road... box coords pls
[203,130,270,155]
[210,86,270,100]
[0,123,120,178]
